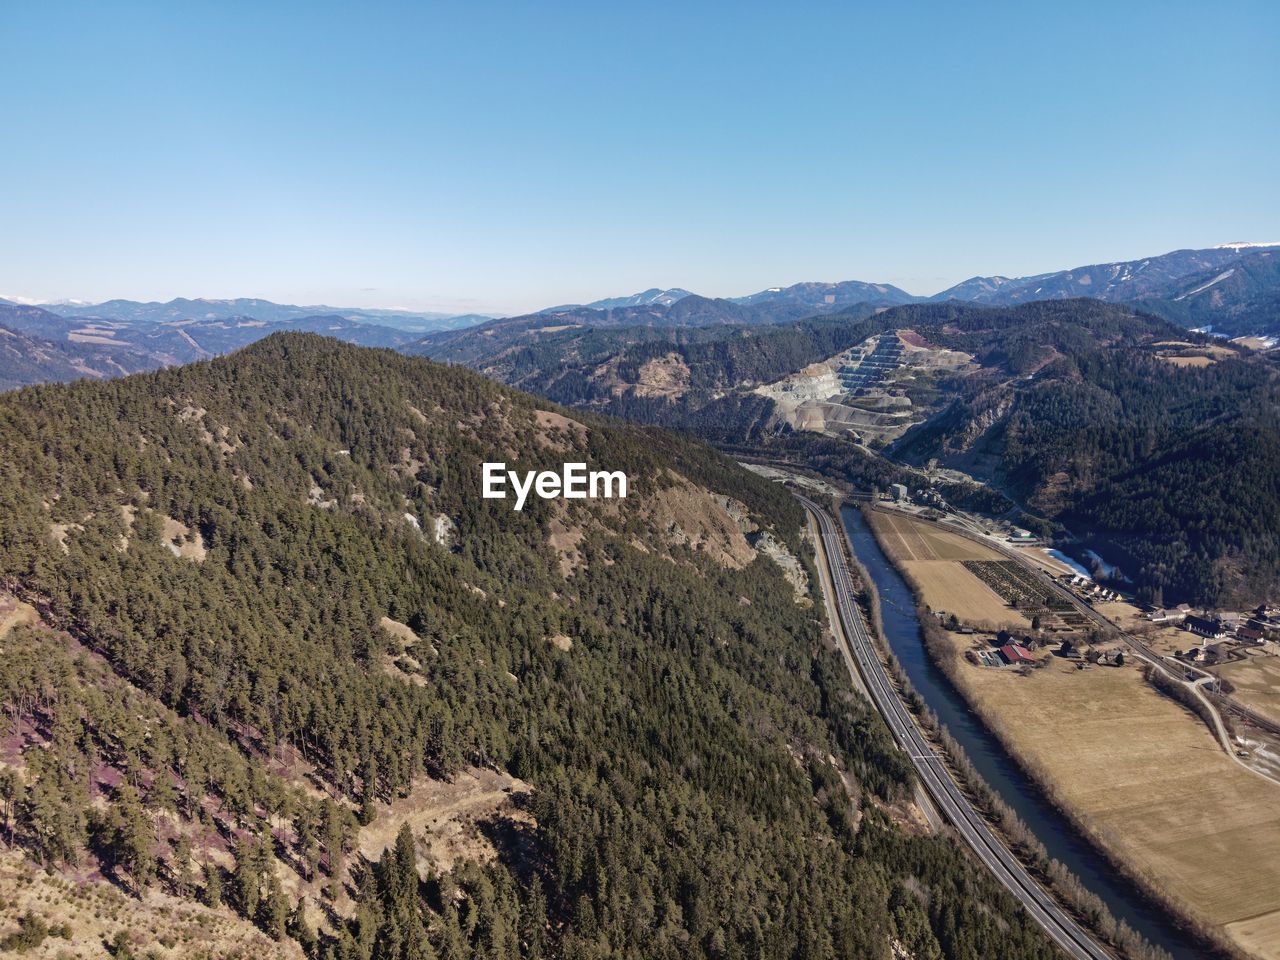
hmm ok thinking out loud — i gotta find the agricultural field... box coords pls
[961,560,1073,612]
[931,626,1280,959]
[900,560,1030,627]
[1011,546,1078,578]
[1091,600,1148,631]
[869,511,1032,628]
[870,509,1002,563]
[1214,652,1280,728]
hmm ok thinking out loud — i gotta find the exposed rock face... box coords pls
[750,529,810,602]
[646,477,758,569]
[718,494,810,601]
[755,330,974,445]
[433,513,457,547]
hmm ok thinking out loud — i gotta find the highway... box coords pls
[795,492,1114,960]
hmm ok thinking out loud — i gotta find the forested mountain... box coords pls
[538,280,916,316]
[930,244,1274,305]
[0,301,423,387]
[429,294,1280,606]
[930,244,1280,339]
[412,295,858,367]
[541,287,694,311]
[0,334,1059,959]
[882,302,1280,605]
[1134,248,1280,339]
[417,307,883,403]
[0,320,157,390]
[732,279,918,309]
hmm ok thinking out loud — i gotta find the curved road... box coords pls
[796,493,1113,960]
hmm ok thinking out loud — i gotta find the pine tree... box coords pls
[202,861,223,908]
[288,897,319,956]
[259,869,289,941]
[173,836,194,897]
[231,835,261,919]
[0,768,19,845]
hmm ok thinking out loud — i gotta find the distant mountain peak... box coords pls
[1214,241,1280,250]
[541,288,695,312]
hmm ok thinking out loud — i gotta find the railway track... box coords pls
[796,492,1114,960]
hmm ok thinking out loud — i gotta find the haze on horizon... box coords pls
[2,1,1277,316]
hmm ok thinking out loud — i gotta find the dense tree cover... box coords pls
[472,309,884,412]
[886,303,1280,604]
[514,297,1280,606]
[0,334,1060,957]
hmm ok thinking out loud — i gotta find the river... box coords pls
[840,505,1208,960]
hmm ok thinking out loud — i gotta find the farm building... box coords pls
[1185,615,1227,639]
[1246,617,1279,638]
[1148,608,1186,624]
[999,643,1035,665]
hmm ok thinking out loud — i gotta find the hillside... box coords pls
[414,296,882,367]
[882,302,1280,605]
[1135,249,1280,339]
[0,320,157,390]
[931,245,1275,306]
[432,296,1280,606]
[0,334,1059,959]
[931,245,1280,339]
[0,301,425,387]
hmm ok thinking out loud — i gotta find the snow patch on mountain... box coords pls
[1175,269,1234,301]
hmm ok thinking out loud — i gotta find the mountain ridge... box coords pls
[0,331,1059,958]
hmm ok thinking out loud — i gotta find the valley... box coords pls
[4,248,1280,960]
[861,504,1280,959]
[0,335,1069,960]
[6,2,1278,955]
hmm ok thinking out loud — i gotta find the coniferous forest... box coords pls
[0,334,1060,958]
[431,298,1280,606]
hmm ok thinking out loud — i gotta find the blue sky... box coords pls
[2,1,1277,314]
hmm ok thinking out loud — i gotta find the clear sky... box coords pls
[2,1,1277,315]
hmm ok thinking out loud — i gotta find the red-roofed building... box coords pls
[999,644,1035,665]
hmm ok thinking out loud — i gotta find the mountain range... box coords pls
[531,242,1280,315]
[6,296,491,332]
[413,293,1280,607]
[0,301,428,386]
[414,243,1280,366]
[3,242,1277,394]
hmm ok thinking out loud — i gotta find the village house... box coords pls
[1247,617,1280,639]
[1185,615,1228,640]
[1198,642,1231,665]
[1000,643,1035,665]
[1237,626,1265,645]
